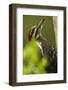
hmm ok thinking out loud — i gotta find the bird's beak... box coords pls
[37,19,45,30]
[34,19,45,37]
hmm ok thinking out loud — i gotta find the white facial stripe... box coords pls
[33,28,36,37]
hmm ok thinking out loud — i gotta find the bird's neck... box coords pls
[36,35,51,56]
[36,41,44,56]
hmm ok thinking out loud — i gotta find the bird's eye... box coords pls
[28,25,36,41]
[28,28,35,41]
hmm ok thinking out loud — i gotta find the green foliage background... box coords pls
[23,15,56,75]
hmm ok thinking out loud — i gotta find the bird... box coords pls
[28,19,57,73]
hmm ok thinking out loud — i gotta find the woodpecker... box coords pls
[28,19,57,73]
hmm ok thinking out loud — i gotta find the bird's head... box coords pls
[28,19,45,41]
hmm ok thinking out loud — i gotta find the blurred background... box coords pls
[23,15,57,75]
